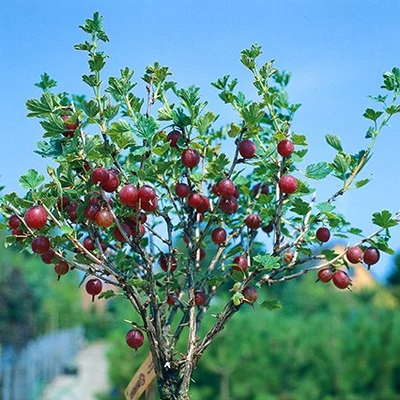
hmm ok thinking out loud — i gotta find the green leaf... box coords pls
[240,44,262,71]
[260,299,282,311]
[60,225,74,236]
[348,227,363,236]
[372,210,398,228]
[381,68,400,91]
[103,104,119,120]
[386,105,400,115]
[79,12,109,42]
[294,179,313,195]
[73,254,93,265]
[234,175,250,187]
[74,41,93,52]
[108,120,135,149]
[142,62,172,86]
[83,135,103,158]
[232,292,244,306]
[158,104,174,121]
[175,86,206,119]
[291,149,308,163]
[108,119,133,135]
[369,94,388,103]
[291,134,307,146]
[4,235,17,248]
[196,111,217,135]
[320,249,338,261]
[98,290,116,299]
[26,92,59,117]
[126,278,144,286]
[207,275,227,287]
[212,75,238,92]
[130,146,148,158]
[325,134,343,152]
[82,99,99,118]
[39,114,67,137]
[365,127,376,139]
[89,53,107,72]
[35,138,63,158]
[19,169,45,190]
[332,154,351,175]
[207,154,230,179]
[316,202,335,214]
[363,108,383,121]
[355,179,370,189]
[82,74,100,88]
[34,73,57,92]
[231,270,245,282]
[107,68,136,99]
[134,114,159,140]
[305,162,332,180]
[240,102,264,127]
[373,238,395,255]
[152,143,170,156]
[290,198,311,216]
[259,59,276,79]
[253,253,280,270]
[227,123,241,138]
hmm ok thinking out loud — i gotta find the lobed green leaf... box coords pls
[372,210,398,229]
[305,162,332,180]
[19,169,45,190]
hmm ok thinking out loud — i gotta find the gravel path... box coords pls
[41,341,109,400]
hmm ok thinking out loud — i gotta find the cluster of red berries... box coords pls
[346,245,380,269]
[317,245,380,289]
[318,268,351,289]
[91,167,121,193]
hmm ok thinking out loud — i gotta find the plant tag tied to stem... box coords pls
[125,352,156,400]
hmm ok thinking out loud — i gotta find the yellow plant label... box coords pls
[125,353,156,400]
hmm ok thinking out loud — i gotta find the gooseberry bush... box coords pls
[1,13,400,399]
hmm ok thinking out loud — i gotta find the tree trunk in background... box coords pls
[220,370,230,400]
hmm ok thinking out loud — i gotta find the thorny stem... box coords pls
[178,222,197,398]
[192,300,237,368]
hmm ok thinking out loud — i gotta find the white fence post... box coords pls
[0,326,84,400]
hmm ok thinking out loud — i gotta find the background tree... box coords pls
[1,12,399,399]
[0,234,83,346]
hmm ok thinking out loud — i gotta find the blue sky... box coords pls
[1,1,399,280]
